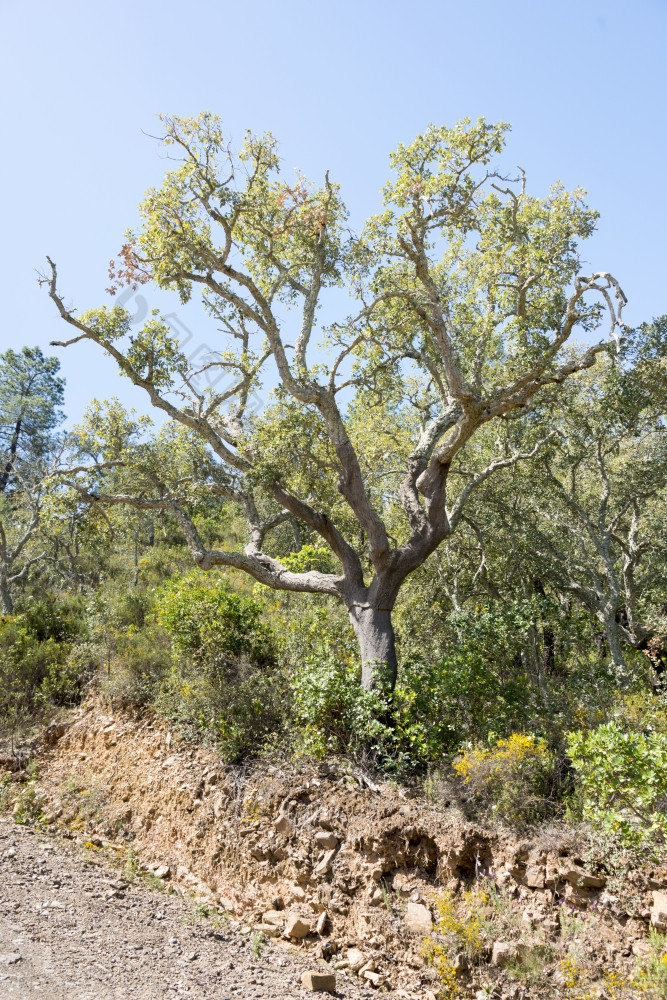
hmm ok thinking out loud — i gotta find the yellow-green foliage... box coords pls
[634,930,667,998]
[453,733,554,823]
[558,935,667,999]
[422,886,488,998]
[423,882,667,1000]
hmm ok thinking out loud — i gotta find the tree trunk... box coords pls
[0,418,22,494]
[348,605,398,692]
[526,625,550,710]
[602,614,626,674]
[132,531,140,587]
[0,572,13,615]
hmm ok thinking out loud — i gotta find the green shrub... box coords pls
[148,575,281,760]
[103,625,172,707]
[393,649,531,761]
[113,590,152,629]
[393,598,542,755]
[14,594,86,643]
[452,733,556,824]
[156,575,274,671]
[154,655,286,762]
[41,644,97,705]
[0,596,91,723]
[567,722,667,845]
[635,929,667,997]
[277,603,398,765]
[9,776,46,826]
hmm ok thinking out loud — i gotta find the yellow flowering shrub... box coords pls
[453,733,554,823]
[422,887,488,998]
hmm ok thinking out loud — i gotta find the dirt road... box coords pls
[0,817,382,1000]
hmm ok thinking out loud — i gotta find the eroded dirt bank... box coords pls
[3,703,667,998]
[0,815,383,1000]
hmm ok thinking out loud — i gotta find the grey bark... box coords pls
[602,612,627,674]
[348,605,398,691]
[0,572,13,614]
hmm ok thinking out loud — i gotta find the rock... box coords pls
[284,912,311,939]
[599,891,622,913]
[525,866,545,889]
[301,971,336,993]
[562,868,606,889]
[453,952,468,974]
[253,922,280,937]
[176,865,197,885]
[492,941,518,967]
[404,901,432,934]
[316,911,329,936]
[0,954,21,965]
[651,890,667,931]
[321,939,337,959]
[275,815,292,836]
[363,970,386,987]
[314,849,337,875]
[392,873,413,897]
[153,864,170,879]
[314,831,339,850]
[346,947,367,971]
[262,909,285,926]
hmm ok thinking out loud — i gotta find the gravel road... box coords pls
[0,817,386,1000]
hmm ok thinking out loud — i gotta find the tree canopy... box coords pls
[0,347,65,613]
[44,114,627,689]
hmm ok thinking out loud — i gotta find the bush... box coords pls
[103,625,172,707]
[147,575,282,760]
[290,651,396,762]
[277,602,399,766]
[394,649,531,762]
[567,722,667,846]
[452,733,556,824]
[0,596,90,724]
[155,656,286,762]
[393,598,545,756]
[156,575,274,671]
[422,882,508,999]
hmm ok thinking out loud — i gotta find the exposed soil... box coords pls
[2,702,666,998]
[0,815,384,1000]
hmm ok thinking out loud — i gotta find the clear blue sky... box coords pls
[1,0,666,423]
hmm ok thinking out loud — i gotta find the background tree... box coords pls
[418,320,667,691]
[0,347,65,613]
[527,322,667,674]
[45,114,627,690]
